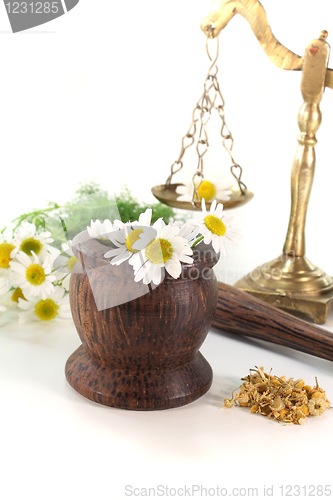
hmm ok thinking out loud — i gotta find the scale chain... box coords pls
[165,115,198,188]
[165,35,247,200]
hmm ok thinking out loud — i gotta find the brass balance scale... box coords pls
[152,0,333,324]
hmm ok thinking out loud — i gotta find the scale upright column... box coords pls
[235,32,333,324]
[284,31,329,257]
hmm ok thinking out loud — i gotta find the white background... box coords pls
[1,1,333,499]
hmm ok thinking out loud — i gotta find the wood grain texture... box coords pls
[65,231,219,410]
[212,281,333,362]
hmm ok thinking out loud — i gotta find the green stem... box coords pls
[191,235,204,248]
[11,204,64,234]
[11,204,63,223]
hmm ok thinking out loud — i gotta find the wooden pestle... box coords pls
[212,281,333,362]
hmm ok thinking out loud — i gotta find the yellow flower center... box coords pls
[11,287,26,302]
[145,238,173,264]
[67,255,78,272]
[125,228,143,253]
[196,180,216,201]
[0,243,15,268]
[20,237,43,256]
[25,264,46,285]
[34,299,59,321]
[204,215,227,236]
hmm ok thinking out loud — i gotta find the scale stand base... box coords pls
[234,254,333,324]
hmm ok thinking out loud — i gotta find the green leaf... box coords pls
[9,181,176,250]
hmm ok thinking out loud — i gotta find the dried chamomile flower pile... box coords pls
[224,366,331,425]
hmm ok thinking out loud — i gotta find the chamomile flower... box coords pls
[308,398,330,416]
[104,224,157,266]
[104,208,158,265]
[0,277,10,313]
[187,199,242,254]
[87,219,115,239]
[17,286,71,323]
[9,251,57,300]
[176,180,232,203]
[131,223,193,286]
[11,222,59,260]
[53,240,78,291]
[0,233,16,270]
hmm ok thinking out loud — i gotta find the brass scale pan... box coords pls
[152,184,254,211]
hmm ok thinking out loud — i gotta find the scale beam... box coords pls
[201,0,333,90]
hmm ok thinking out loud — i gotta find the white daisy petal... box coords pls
[9,262,26,273]
[212,234,221,254]
[203,231,212,245]
[104,248,126,258]
[152,218,165,232]
[220,242,226,255]
[179,254,193,264]
[62,240,74,257]
[215,203,224,218]
[111,252,132,266]
[143,273,151,286]
[215,189,232,201]
[176,224,199,244]
[225,239,238,247]
[62,274,71,291]
[165,259,181,279]
[152,265,162,285]
[58,295,70,306]
[134,260,150,282]
[87,219,120,240]
[108,231,126,246]
[113,219,125,229]
[53,255,68,268]
[52,286,65,302]
[42,261,53,275]
[9,275,25,286]
[210,199,217,213]
[58,312,72,319]
[15,251,32,267]
[228,231,243,240]
[129,252,146,272]
[138,208,152,226]
[18,298,33,310]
